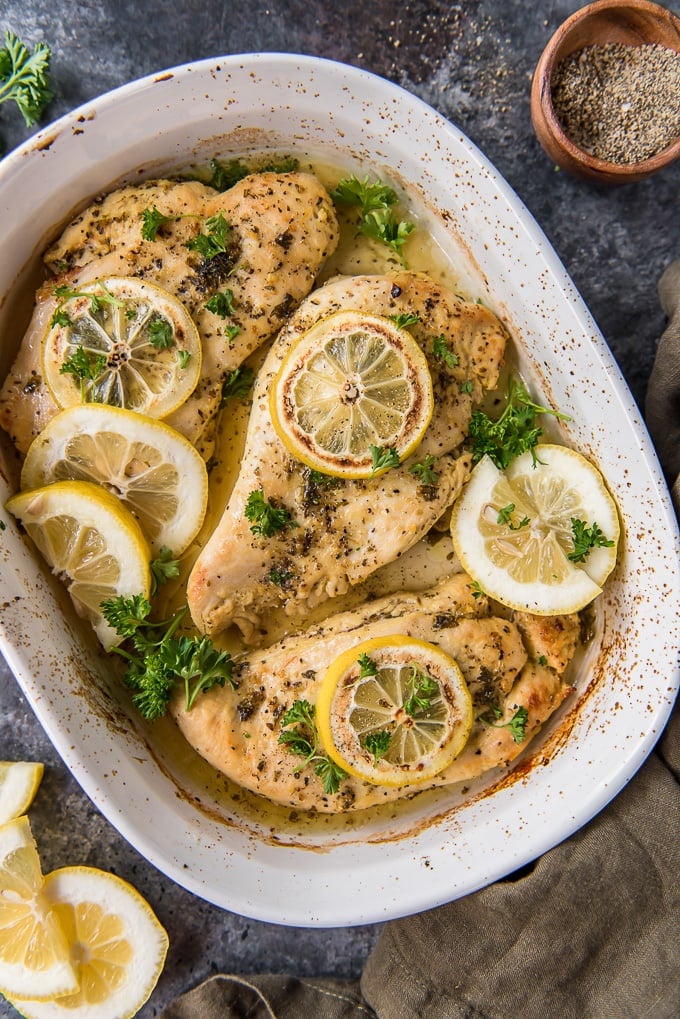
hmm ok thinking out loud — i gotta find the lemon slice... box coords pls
[316,635,473,787]
[0,762,44,825]
[42,277,201,418]
[6,481,151,649]
[0,816,78,1001]
[4,865,168,1018]
[451,444,620,615]
[270,310,434,478]
[21,405,209,556]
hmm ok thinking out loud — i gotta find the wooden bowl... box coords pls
[531,0,680,184]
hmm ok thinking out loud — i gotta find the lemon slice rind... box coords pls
[21,405,209,556]
[0,817,78,1002]
[0,762,44,825]
[42,277,202,419]
[451,445,619,616]
[4,865,168,1017]
[316,635,473,787]
[6,481,151,650]
[270,310,434,478]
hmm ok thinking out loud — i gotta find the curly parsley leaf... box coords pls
[101,596,235,719]
[496,503,530,530]
[331,175,398,211]
[147,315,174,349]
[409,454,439,487]
[390,312,420,329]
[188,213,230,259]
[141,206,176,241]
[568,518,615,563]
[278,698,346,794]
[331,174,414,263]
[244,489,296,538]
[150,546,180,595]
[360,207,414,259]
[220,366,254,404]
[50,283,125,329]
[403,667,439,717]
[362,730,392,765]
[0,30,52,127]
[468,379,570,470]
[59,346,107,400]
[267,567,293,588]
[358,653,378,679]
[205,288,237,318]
[431,334,459,369]
[207,157,250,191]
[481,705,529,744]
[369,444,400,476]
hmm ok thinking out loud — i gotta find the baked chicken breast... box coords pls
[0,172,339,458]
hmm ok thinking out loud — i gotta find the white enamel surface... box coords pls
[1,54,678,927]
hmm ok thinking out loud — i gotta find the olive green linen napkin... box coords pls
[162,262,680,1019]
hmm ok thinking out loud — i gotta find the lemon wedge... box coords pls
[316,635,473,787]
[6,481,151,649]
[0,762,44,825]
[451,444,620,615]
[0,816,77,1002]
[4,865,168,1018]
[270,310,434,478]
[21,405,208,556]
[42,277,201,418]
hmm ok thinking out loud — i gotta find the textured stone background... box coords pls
[0,1,678,1015]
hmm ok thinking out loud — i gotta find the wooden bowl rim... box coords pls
[534,0,680,179]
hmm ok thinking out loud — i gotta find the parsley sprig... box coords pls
[409,454,439,487]
[101,595,234,720]
[431,334,459,370]
[59,347,106,399]
[331,174,414,262]
[403,667,439,717]
[245,489,296,538]
[358,652,378,678]
[497,503,530,530]
[0,30,52,127]
[568,518,615,562]
[205,288,237,318]
[188,213,230,259]
[369,444,400,476]
[278,699,346,794]
[220,366,254,404]
[141,206,175,241]
[149,546,180,595]
[390,312,420,329]
[50,283,125,329]
[481,705,529,743]
[468,380,570,469]
[362,730,391,764]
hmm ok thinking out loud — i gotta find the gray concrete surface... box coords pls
[1,1,678,1014]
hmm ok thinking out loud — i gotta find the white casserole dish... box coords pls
[0,53,678,926]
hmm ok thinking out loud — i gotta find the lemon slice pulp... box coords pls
[42,277,201,418]
[0,816,77,1001]
[4,865,168,1019]
[270,310,434,478]
[6,481,151,649]
[316,635,473,787]
[21,405,209,557]
[451,444,620,615]
[0,762,44,825]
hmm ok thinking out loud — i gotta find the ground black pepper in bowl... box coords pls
[531,0,680,183]
[551,42,680,164]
